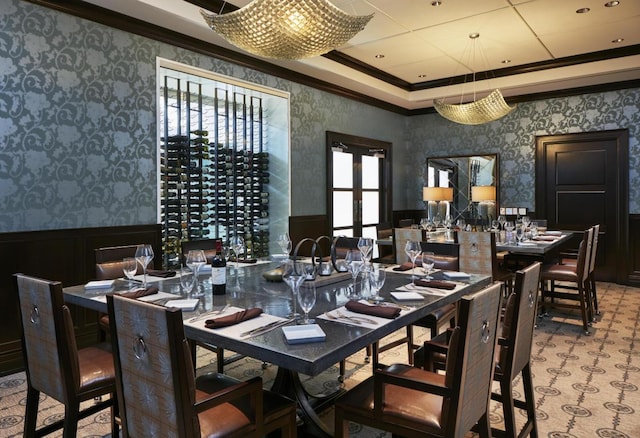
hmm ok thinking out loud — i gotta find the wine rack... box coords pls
[160,76,270,268]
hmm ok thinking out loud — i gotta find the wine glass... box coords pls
[186,250,207,297]
[404,240,422,279]
[522,215,531,230]
[344,250,363,299]
[515,223,525,245]
[504,221,515,244]
[134,244,154,288]
[282,260,304,318]
[422,251,435,280]
[433,214,442,229]
[229,236,245,268]
[498,215,506,230]
[297,283,316,325]
[277,232,292,255]
[357,237,373,263]
[369,266,386,303]
[122,257,138,287]
[180,267,195,297]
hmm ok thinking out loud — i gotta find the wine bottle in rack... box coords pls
[191,129,209,136]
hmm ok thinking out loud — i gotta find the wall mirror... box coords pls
[425,154,499,221]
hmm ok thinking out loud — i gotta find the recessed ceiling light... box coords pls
[501,59,512,64]
[469,32,480,39]
[605,1,620,7]
[612,38,624,43]
[374,54,385,59]
[431,1,442,5]
[418,74,428,78]
[576,7,590,13]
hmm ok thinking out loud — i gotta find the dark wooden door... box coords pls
[535,130,628,283]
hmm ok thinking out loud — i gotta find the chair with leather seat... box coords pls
[375,222,395,263]
[107,294,297,438]
[540,227,594,334]
[95,244,141,281]
[457,230,514,296]
[398,218,414,228]
[334,281,503,438]
[417,262,542,438]
[15,273,119,438]
[393,227,422,264]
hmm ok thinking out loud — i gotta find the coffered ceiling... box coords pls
[76,0,640,112]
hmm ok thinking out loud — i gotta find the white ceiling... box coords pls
[85,0,640,111]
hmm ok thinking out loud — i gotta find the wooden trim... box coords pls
[629,214,640,287]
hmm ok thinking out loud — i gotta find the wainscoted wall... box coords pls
[406,90,640,215]
[0,0,405,234]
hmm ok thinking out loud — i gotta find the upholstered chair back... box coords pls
[457,231,496,278]
[393,228,422,264]
[181,238,221,266]
[95,245,140,280]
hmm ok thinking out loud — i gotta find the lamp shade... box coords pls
[471,185,496,202]
[423,187,453,202]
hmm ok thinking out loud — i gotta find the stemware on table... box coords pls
[229,236,245,269]
[134,244,154,288]
[297,283,317,325]
[422,251,435,280]
[122,257,138,287]
[282,260,304,318]
[277,232,292,256]
[404,240,422,279]
[368,265,386,303]
[180,267,195,296]
[344,250,364,299]
[186,249,207,297]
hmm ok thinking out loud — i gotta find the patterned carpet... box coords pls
[1,281,639,437]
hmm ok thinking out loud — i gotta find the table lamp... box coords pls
[423,187,453,220]
[471,185,496,220]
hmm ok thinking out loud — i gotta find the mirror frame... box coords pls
[425,154,499,221]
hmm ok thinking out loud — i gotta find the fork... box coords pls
[326,311,378,325]
[187,304,230,323]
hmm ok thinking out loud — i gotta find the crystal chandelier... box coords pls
[201,0,373,60]
[433,33,515,125]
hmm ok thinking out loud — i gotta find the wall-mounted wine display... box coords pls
[160,76,270,268]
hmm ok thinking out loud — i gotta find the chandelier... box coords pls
[433,33,515,125]
[200,0,373,60]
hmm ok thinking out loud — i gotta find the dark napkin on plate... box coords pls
[118,286,159,299]
[236,258,258,264]
[147,269,176,278]
[392,261,422,271]
[413,279,456,290]
[345,300,400,319]
[205,308,263,329]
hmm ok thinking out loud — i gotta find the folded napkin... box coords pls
[205,308,263,329]
[345,300,400,319]
[147,269,176,278]
[413,279,456,290]
[533,236,558,242]
[118,286,159,299]
[393,261,421,271]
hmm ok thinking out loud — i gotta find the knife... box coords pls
[240,318,294,338]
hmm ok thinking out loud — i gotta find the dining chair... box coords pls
[375,222,395,263]
[540,227,594,334]
[180,238,222,265]
[393,227,422,264]
[457,230,514,296]
[15,273,119,438]
[398,218,414,228]
[95,244,141,281]
[334,281,503,438]
[107,294,297,438]
[416,262,542,438]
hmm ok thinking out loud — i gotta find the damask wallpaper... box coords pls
[0,0,638,234]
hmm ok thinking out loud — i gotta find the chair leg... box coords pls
[216,348,225,373]
[522,364,538,438]
[63,402,80,438]
[476,412,491,438]
[334,407,347,438]
[499,377,517,438]
[589,274,599,316]
[24,387,39,438]
[339,360,345,382]
[578,283,591,335]
[406,325,414,365]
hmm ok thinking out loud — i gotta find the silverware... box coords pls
[325,311,378,325]
[187,304,230,323]
[240,318,294,338]
[367,300,412,311]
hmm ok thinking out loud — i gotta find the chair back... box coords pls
[589,224,600,275]
[15,274,79,403]
[398,219,414,228]
[108,295,197,437]
[420,241,460,271]
[457,231,497,279]
[332,236,359,259]
[393,228,422,264]
[376,222,394,259]
[578,227,594,282]
[499,262,542,381]
[181,238,221,265]
[445,281,502,436]
[95,245,140,280]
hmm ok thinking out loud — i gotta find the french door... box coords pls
[326,132,391,256]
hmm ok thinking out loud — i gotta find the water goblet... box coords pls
[282,260,304,318]
[515,223,525,244]
[425,218,434,234]
[522,215,531,230]
[229,236,245,268]
[357,237,374,264]
[433,215,442,229]
[134,244,154,288]
[344,250,364,299]
[420,218,429,231]
[498,215,506,230]
[504,221,515,244]
[422,251,435,280]
[277,232,292,255]
[186,249,207,297]
[297,283,316,325]
[404,240,422,279]
[368,266,386,303]
[122,257,138,287]
[179,267,195,297]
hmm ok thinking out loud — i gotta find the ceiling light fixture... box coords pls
[433,33,515,125]
[576,7,591,13]
[605,1,620,7]
[200,0,373,60]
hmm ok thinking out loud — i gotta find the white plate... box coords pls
[390,292,424,301]
[544,230,562,236]
[282,324,326,344]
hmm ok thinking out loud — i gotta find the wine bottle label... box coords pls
[212,267,226,285]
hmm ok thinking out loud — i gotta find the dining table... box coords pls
[63,259,491,437]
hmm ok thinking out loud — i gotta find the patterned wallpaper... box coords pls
[0,0,638,233]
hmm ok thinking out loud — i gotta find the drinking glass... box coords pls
[297,283,316,325]
[180,267,195,296]
[498,215,506,230]
[368,266,386,303]
[277,232,292,255]
[425,218,434,233]
[433,215,442,229]
[282,260,304,318]
[522,215,531,230]
[186,250,207,297]
[357,237,373,263]
[422,251,435,280]
[504,221,515,244]
[134,244,154,288]
[344,250,363,299]
[515,223,525,244]
[122,257,138,287]
[404,240,422,279]
[491,219,500,232]
[229,236,245,268]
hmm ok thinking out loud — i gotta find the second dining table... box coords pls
[64,260,491,437]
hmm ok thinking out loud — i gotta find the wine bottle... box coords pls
[211,242,226,295]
